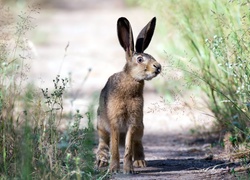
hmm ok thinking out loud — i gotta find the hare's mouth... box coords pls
[132,69,160,81]
[144,72,158,81]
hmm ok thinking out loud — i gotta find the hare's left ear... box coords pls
[136,17,156,53]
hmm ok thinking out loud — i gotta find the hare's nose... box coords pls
[153,63,161,74]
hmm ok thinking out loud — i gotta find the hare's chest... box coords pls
[107,95,143,125]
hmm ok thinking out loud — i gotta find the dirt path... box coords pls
[25,1,242,179]
[111,133,237,179]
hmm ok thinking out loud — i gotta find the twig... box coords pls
[203,161,235,171]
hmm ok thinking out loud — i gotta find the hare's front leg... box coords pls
[96,128,110,168]
[124,125,146,174]
[132,124,146,168]
[133,138,147,168]
[123,126,134,174]
[110,125,120,172]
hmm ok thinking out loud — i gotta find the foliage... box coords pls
[139,0,250,144]
[0,4,100,179]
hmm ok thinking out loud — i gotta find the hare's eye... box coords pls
[137,57,144,63]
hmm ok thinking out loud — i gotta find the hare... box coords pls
[96,17,161,174]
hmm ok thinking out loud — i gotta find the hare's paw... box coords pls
[123,158,134,174]
[123,164,134,174]
[109,160,120,173]
[96,150,109,168]
[96,158,109,168]
[133,160,147,168]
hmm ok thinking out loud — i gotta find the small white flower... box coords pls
[2,62,7,67]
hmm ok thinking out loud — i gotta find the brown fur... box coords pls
[96,17,161,174]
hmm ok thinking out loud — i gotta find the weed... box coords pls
[0,3,100,180]
[139,0,250,145]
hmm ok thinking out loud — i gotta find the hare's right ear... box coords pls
[117,17,134,57]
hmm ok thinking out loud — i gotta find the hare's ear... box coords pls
[136,17,156,53]
[117,17,134,57]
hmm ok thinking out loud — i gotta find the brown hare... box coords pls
[96,17,161,174]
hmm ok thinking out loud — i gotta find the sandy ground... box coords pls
[13,0,244,179]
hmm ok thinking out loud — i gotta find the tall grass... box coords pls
[0,4,100,179]
[140,0,250,144]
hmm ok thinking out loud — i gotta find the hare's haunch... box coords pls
[96,17,161,174]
